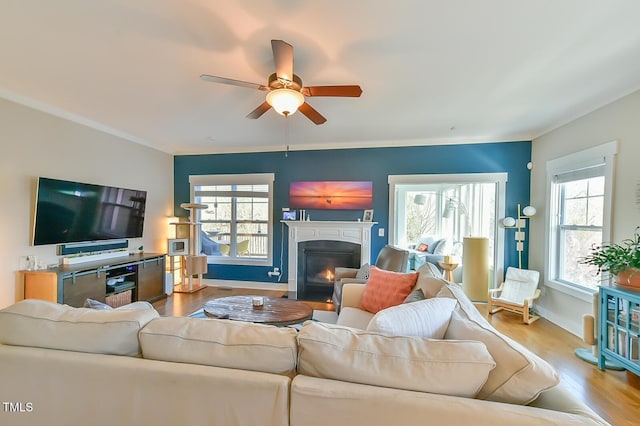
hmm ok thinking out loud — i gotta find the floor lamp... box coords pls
[502,204,535,269]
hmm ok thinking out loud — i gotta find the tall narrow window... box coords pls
[546,141,617,294]
[552,167,605,289]
[189,174,274,266]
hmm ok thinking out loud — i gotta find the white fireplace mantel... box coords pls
[283,220,376,298]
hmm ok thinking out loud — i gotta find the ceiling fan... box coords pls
[200,39,362,125]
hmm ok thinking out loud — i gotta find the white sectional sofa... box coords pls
[0,285,609,426]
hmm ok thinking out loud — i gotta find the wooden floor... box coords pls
[152,287,639,426]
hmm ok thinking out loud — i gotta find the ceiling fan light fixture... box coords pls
[266,88,304,116]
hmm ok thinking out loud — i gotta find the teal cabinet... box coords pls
[598,285,640,375]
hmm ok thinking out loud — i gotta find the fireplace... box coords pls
[297,240,361,301]
[283,221,375,299]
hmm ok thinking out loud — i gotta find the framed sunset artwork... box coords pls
[289,181,373,210]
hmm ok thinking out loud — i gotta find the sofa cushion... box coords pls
[360,267,418,313]
[367,297,457,339]
[139,316,298,376]
[297,321,495,398]
[415,236,436,252]
[0,299,158,356]
[336,306,375,329]
[415,262,449,298]
[431,238,449,255]
[403,289,426,303]
[437,284,560,404]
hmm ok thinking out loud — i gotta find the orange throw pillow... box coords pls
[360,267,418,314]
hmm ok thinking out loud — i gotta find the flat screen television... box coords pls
[32,177,147,246]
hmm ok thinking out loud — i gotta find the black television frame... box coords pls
[31,177,147,246]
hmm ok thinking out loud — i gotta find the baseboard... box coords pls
[535,305,582,337]
[202,279,288,292]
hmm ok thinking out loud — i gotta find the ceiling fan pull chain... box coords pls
[285,115,290,157]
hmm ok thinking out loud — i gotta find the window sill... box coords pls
[206,256,271,267]
[544,279,597,303]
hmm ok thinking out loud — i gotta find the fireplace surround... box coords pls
[283,221,375,299]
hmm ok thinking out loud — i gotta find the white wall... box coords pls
[530,89,640,335]
[0,98,174,309]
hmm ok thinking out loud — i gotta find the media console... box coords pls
[23,253,166,307]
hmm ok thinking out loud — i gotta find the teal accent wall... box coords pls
[174,141,532,282]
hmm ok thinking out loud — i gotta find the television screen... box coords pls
[32,177,147,246]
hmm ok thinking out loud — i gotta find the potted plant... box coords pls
[580,227,640,289]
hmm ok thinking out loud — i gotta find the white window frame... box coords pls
[545,141,618,301]
[189,173,274,266]
[388,173,507,289]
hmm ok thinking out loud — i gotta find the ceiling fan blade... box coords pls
[301,85,363,97]
[200,74,268,91]
[246,101,272,119]
[271,40,294,83]
[298,102,327,125]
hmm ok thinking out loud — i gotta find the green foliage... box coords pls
[580,227,640,275]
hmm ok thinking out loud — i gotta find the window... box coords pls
[388,173,507,288]
[546,142,617,295]
[189,174,274,265]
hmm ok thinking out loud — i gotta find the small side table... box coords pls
[438,261,459,282]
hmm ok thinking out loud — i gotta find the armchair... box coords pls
[331,245,409,313]
[488,267,540,324]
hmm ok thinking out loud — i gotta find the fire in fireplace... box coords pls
[297,240,361,301]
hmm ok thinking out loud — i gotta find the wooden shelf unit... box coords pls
[23,253,166,307]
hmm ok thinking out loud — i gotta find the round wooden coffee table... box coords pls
[203,296,313,326]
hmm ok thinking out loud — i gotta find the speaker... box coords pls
[57,240,128,255]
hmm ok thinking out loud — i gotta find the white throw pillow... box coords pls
[0,299,158,356]
[437,284,559,404]
[367,297,456,339]
[297,321,495,398]
[139,316,298,376]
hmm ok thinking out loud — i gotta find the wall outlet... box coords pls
[378,228,385,237]
[268,268,281,278]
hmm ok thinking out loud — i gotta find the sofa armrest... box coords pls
[340,278,367,285]
[335,267,359,281]
[528,385,608,425]
[341,283,366,309]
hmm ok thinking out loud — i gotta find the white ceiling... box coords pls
[1,0,640,155]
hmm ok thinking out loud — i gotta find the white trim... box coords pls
[189,173,275,185]
[544,279,597,303]
[202,279,288,291]
[535,304,582,337]
[0,89,156,150]
[388,172,508,289]
[189,173,275,266]
[388,173,508,185]
[282,221,375,297]
[172,137,534,156]
[544,141,618,294]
